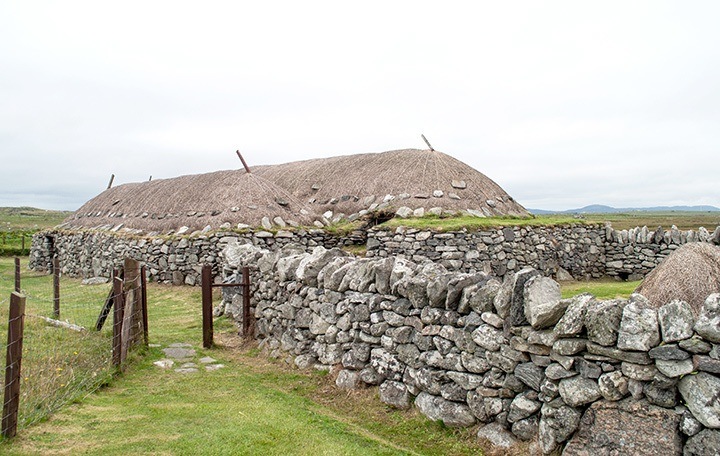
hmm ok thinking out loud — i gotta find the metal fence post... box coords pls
[112,276,124,367]
[140,265,149,347]
[201,265,213,348]
[242,266,251,338]
[2,292,26,438]
[53,257,60,318]
[14,257,20,293]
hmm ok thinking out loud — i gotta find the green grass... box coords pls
[0,258,115,430]
[564,211,720,231]
[0,258,486,455]
[0,207,71,256]
[560,279,641,300]
[380,214,587,232]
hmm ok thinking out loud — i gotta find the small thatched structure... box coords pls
[254,149,528,218]
[635,242,720,315]
[67,171,314,232]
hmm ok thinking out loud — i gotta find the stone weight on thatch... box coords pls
[635,242,720,315]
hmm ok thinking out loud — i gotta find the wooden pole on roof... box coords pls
[421,134,435,152]
[236,150,251,174]
[107,174,115,189]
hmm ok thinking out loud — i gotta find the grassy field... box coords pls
[0,207,71,256]
[374,212,719,233]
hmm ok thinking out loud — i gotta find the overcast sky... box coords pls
[1,1,719,211]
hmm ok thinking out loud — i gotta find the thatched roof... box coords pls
[64,148,527,232]
[635,242,720,315]
[66,170,314,232]
[253,149,528,217]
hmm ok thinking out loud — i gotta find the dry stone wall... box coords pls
[220,242,720,455]
[369,224,720,280]
[29,229,344,285]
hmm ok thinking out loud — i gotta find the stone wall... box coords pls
[220,242,720,455]
[29,228,346,285]
[368,224,720,280]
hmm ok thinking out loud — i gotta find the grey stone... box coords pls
[538,403,582,454]
[679,336,712,354]
[656,359,694,378]
[644,383,677,408]
[480,311,504,329]
[585,298,626,346]
[508,268,541,326]
[336,369,361,389]
[562,399,682,456]
[446,371,484,390]
[369,348,404,381]
[617,295,660,351]
[586,341,652,364]
[553,338,587,356]
[545,363,576,380]
[476,422,518,449]
[695,293,720,343]
[598,371,628,401]
[684,429,720,456]
[649,344,690,360]
[621,362,658,381]
[680,410,704,437]
[162,347,196,359]
[379,380,410,409]
[507,393,541,423]
[515,362,545,391]
[678,372,720,428]
[294,354,317,369]
[511,415,539,441]
[555,294,594,337]
[558,376,602,407]
[414,392,476,427]
[658,299,695,342]
[470,324,505,351]
[523,275,566,329]
[694,354,720,374]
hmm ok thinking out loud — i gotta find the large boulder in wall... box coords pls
[561,399,682,456]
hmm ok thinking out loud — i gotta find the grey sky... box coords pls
[1,1,719,211]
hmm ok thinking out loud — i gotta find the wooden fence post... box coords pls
[112,276,124,367]
[201,265,213,348]
[2,292,26,438]
[242,266,251,338]
[14,257,20,293]
[140,265,149,347]
[53,257,60,318]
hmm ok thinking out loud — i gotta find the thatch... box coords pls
[65,148,527,232]
[253,149,528,217]
[635,242,720,315]
[66,170,315,232]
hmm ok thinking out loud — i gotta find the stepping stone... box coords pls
[174,367,199,374]
[149,344,162,348]
[162,347,196,359]
[168,343,193,348]
[153,359,174,369]
[205,364,225,371]
[180,363,198,369]
[199,357,217,364]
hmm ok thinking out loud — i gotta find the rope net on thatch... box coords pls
[67,170,315,232]
[65,148,528,232]
[635,242,720,315]
[253,149,528,217]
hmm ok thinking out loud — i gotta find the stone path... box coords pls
[151,342,226,374]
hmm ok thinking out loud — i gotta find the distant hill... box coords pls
[529,205,720,215]
[0,207,71,230]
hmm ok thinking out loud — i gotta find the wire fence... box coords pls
[0,257,132,437]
